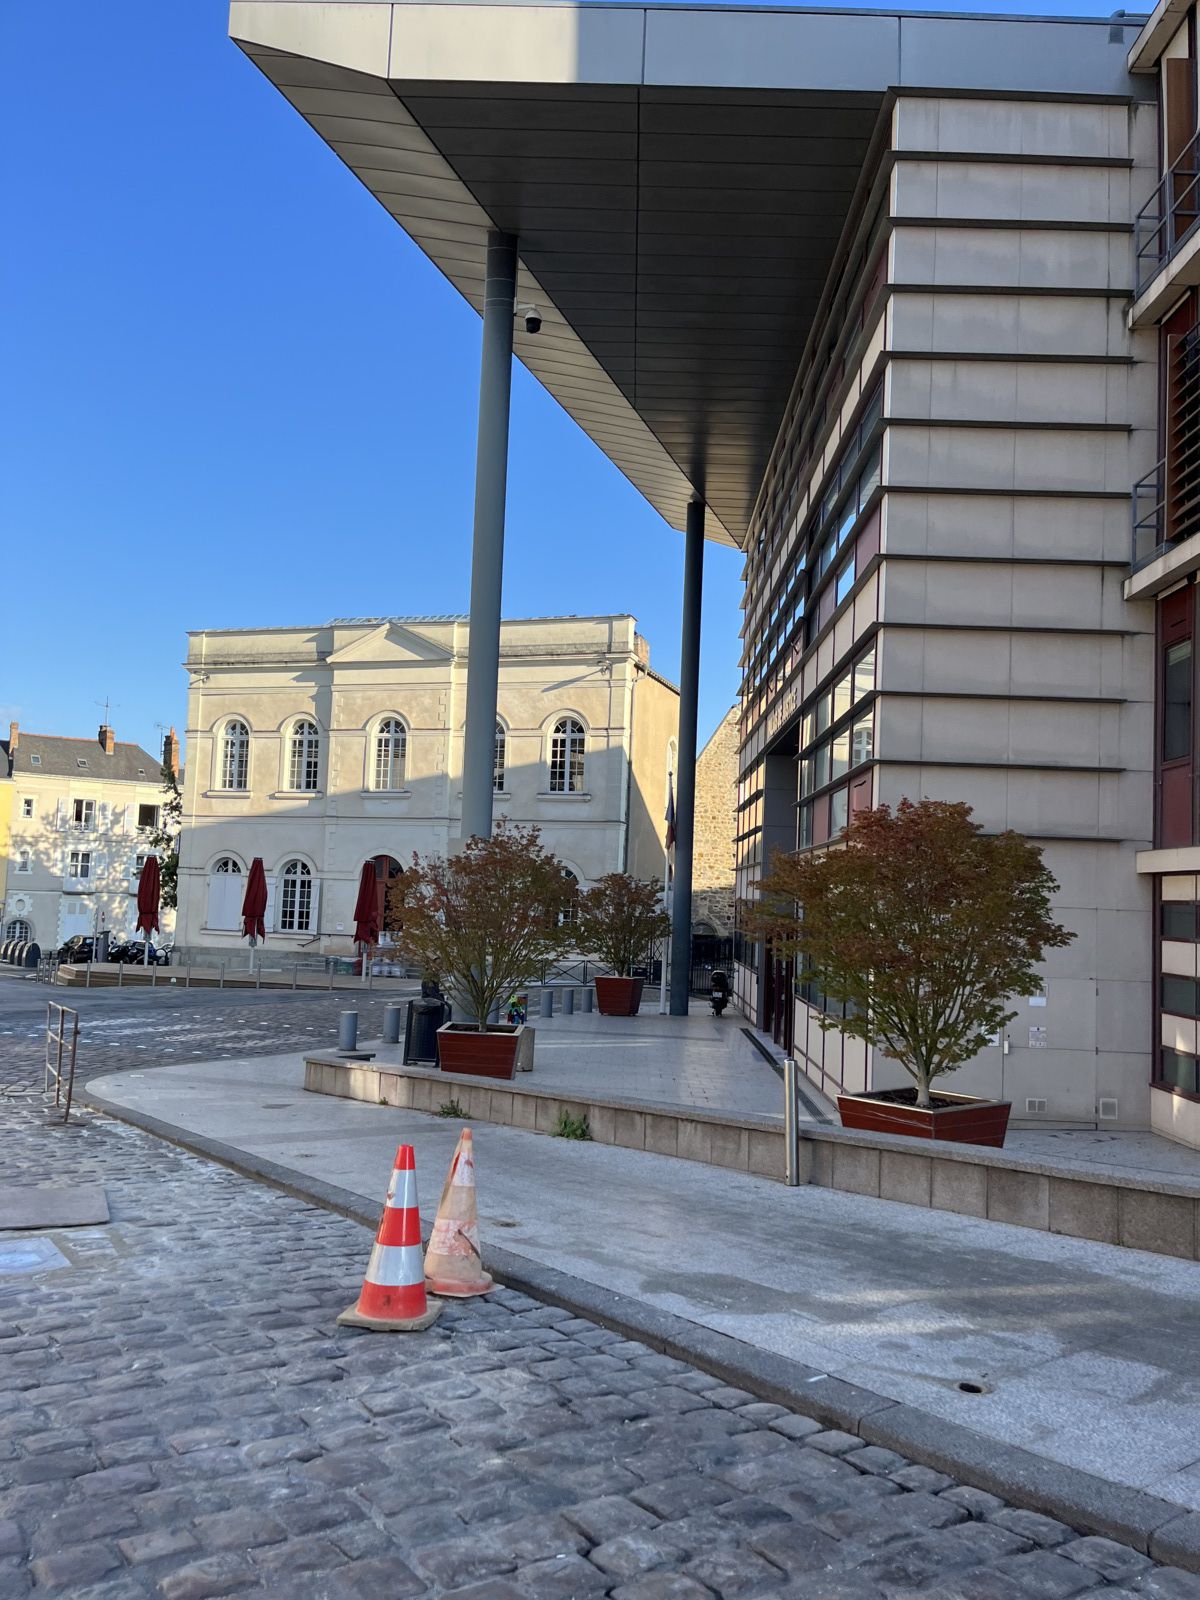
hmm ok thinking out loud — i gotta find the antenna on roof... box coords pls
[95,696,119,722]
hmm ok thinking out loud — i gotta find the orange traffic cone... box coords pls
[424,1129,494,1297]
[338,1144,442,1332]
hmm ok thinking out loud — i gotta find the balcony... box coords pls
[1135,128,1200,299]
[1132,460,1167,571]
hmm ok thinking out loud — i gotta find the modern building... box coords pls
[228,1,1200,1144]
[1,723,178,952]
[174,615,678,957]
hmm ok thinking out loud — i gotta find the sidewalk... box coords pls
[87,1046,1200,1536]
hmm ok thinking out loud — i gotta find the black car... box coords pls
[57,935,100,964]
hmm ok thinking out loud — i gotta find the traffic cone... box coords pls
[424,1129,494,1297]
[338,1145,442,1332]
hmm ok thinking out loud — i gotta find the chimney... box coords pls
[99,724,115,756]
[162,726,180,779]
[7,721,16,753]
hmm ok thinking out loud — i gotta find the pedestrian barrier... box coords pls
[337,1144,442,1332]
[424,1128,493,1297]
[44,1002,79,1123]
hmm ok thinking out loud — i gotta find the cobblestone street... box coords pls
[0,991,1198,1598]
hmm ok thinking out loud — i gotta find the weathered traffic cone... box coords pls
[424,1129,494,1297]
[338,1145,442,1332]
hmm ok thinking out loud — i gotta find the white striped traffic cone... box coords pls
[424,1129,494,1297]
[338,1145,442,1332]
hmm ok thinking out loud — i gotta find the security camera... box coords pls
[517,303,542,335]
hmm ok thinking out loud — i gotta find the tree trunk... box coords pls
[914,1067,932,1109]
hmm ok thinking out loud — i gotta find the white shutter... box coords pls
[99,803,109,828]
[206,874,243,931]
[117,806,127,833]
[264,875,278,933]
[308,878,321,935]
[55,799,66,831]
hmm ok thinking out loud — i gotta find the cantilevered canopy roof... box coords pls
[230,2,1141,545]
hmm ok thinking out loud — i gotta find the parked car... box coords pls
[57,935,100,964]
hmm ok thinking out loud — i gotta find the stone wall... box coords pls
[692,706,739,934]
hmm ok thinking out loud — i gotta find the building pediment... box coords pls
[326,622,452,667]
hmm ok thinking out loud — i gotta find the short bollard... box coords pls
[582,987,594,1013]
[539,988,554,1018]
[562,987,575,1016]
[338,1011,359,1054]
[383,1003,403,1045]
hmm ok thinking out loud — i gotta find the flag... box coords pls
[665,773,676,852]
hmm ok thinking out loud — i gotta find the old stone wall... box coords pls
[692,706,739,935]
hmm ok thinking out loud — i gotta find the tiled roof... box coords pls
[1,735,161,783]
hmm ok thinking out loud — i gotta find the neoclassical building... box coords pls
[174,615,679,957]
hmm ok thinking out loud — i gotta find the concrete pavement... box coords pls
[88,1048,1200,1528]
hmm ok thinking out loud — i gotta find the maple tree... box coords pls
[390,823,576,1030]
[576,874,670,977]
[748,799,1073,1107]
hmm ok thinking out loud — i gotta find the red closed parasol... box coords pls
[241,858,268,943]
[135,855,161,938]
[353,861,380,950]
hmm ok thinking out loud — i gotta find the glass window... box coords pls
[1159,1047,1200,1093]
[137,804,159,830]
[812,742,831,791]
[857,446,882,508]
[494,723,506,792]
[550,719,585,793]
[799,757,814,798]
[373,719,406,791]
[221,721,249,790]
[21,798,33,818]
[1163,975,1200,1017]
[833,670,853,724]
[831,729,851,782]
[5,918,32,942]
[851,710,875,769]
[213,857,241,874]
[68,850,92,880]
[830,786,849,835]
[836,500,857,547]
[289,721,321,792]
[854,649,876,702]
[1163,901,1198,940]
[1164,640,1192,762]
[819,537,837,576]
[279,860,313,932]
[836,557,856,606]
[72,799,95,831]
[814,692,831,738]
[798,803,813,847]
[16,850,31,873]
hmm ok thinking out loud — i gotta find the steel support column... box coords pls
[669,498,705,1015]
[460,230,518,842]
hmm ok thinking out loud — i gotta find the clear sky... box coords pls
[1,0,1123,765]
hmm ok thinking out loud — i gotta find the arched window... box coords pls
[213,856,242,874]
[288,721,320,792]
[559,869,578,928]
[279,859,313,932]
[220,721,249,790]
[550,718,585,793]
[373,719,406,791]
[5,918,32,942]
[493,722,506,793]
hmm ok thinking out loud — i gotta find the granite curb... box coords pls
[80,1076,1200,1571]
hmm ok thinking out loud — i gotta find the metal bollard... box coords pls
[338,1010,359,1053]
[185,965,192,989]
[292,964,298,991]
[117,963,123,988]
[784,1058,801,1187]
[219,961,225,990]
[151,963,157,988]
[383,1003,403,1045]
[562,987,575,1016]
[85,961,92,989]
[582,986,593,1013]
[539,988,554,1018]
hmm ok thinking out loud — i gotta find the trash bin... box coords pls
[405,982,450,1065]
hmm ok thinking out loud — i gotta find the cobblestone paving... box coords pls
[4,1092,1200,1600]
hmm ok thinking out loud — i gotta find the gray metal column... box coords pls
[460,230,518,842]
[670,499,705,1015]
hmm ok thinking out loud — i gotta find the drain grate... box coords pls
[957,1380,991,1395]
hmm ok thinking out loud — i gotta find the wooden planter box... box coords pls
[837,1088,1011,1148]
[437,1023,531,1080]
[594,976,645,1016]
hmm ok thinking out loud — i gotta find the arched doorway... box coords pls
[370,855,404,943]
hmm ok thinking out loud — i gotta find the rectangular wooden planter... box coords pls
[837,1089,1011,1148]
[594,976,645,1016]
[436,1022,530,1080]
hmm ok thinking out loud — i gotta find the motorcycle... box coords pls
[710,969,731,1017]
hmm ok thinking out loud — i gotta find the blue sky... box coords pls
[1,0,1120,763]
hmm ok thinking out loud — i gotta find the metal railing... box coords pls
[1132,458,1168,570]
[45,1002,79,1122]
[1135,127,1200,295]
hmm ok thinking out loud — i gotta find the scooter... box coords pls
[710,970,731,1016]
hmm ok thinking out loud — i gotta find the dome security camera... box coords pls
[517,303,542,335]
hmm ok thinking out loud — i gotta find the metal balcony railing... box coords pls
[1132,459,1167,570]
[1135,128,1200,295]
